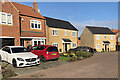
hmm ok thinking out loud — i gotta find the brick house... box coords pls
[45,16,78,53]
[0,0,46,48]
[80,26,116,52]
[111,29,120,51]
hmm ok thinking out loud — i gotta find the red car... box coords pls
[29,45,59,62]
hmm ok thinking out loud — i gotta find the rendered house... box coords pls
[111,29,120,51]
[80,26,116,52]
[45,17,78,53]
[0,1,46,48]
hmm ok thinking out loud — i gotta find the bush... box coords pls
[76,51,93,58]
[69,56,77,62]
[27,45,32,49]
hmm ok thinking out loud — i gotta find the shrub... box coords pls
[76,51,93,58]
[70,56,77,62]
[27,45,32,49]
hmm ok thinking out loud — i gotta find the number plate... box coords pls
[52,53,56,55]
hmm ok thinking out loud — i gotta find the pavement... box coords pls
[13,52,118,78]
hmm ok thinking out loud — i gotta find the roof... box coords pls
[86,26,115,34]
[111,29,120,34]
[62,38,72,42]
[11,2,45,19]
[103,41,110,44]
[44,16,78,31]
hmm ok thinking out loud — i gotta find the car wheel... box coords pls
[40,56,46,62]
[12,59,17,68]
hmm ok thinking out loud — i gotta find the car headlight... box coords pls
[37,56,39,59]
[17,58,24,61]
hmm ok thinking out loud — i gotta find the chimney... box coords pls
[33,0,38,12]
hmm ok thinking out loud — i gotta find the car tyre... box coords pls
[12,59,17,68]
[40,56,46,62]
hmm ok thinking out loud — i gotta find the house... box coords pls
[111,29,120,51]
[0,0,46,48]
[78,37,81,46]
[80,26,116,52]
[45,16,78,53]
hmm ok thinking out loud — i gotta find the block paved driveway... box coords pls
[14,52,118,78]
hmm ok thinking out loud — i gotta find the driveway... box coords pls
[13,52,118,78]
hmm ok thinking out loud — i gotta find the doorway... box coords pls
[65,43,67,53]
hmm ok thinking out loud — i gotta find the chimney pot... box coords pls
[33,0,38,12]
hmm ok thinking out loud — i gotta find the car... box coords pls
[0,46,40,67]
[29,45,59,62]
[69,46,94,53]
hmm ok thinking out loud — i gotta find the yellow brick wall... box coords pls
[46,26,78,53]
[94,34,116,52]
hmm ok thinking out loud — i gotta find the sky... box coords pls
[14,2,118,36]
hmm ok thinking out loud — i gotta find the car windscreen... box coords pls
[31,46,46,50]
[11,47,30,53]
[46,47,58,52]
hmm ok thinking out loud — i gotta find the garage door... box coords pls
[0,38,14,49]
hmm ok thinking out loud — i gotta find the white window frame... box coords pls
[111,44,114,48]
[32,39,45,46]
[111,35,114,40]
[65,30,67,36]
[96,35,100,40]
[96,44,100,49]
[53,29,58,36]
[0,12,13,25]
[30,20,41,30]
[72,31,76,37]
[73,43,76,47]
[53,43,58,48]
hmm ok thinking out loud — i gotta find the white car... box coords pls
[0,46,40,67]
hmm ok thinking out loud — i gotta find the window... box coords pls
[96,35,100,40]
[0,12,13,25]
[53,43,58,48]
[30,46,46,50]
[30,20,41,29]
[65,30,67,36]
[104,35,106,39]
[46,47,58,52]
[111,44,114,48]
[53,29,58,36]
[2,47,11,53]
[73,43,76,47]
[96,44,100,49]
[32,39,45,46]
[111,36,114,40]
[72,31,76,37]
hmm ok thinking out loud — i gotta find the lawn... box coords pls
[59,56,72,61]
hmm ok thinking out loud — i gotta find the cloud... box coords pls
[70,20,118,36]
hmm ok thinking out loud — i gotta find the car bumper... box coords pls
[45,55,59,60]
[16,59,40,67]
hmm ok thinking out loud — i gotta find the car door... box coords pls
[1,47,11,62]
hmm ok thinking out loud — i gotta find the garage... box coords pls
[0,38,14,49]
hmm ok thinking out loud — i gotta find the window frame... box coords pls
[111,35,114,40]
[72,31,76,37]
[73,43,76,47]
[0,12,13,25]
[30,20,41,30]
[96,35,100,40]
[111,44,114,48]
[53,29,58,36]
[53,43,58,48]
[65,30,67,36]
[96,44,100,49]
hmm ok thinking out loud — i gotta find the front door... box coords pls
[65,43,67,52]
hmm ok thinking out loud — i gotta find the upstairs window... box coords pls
[0,12,13,25]
[65,30,67,36]
[30,20,41,30]
[72,31,76,37]
[53,29,58,36]
[96,35,100,40]
[111,35,114,40]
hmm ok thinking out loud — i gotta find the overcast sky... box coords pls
[10,1,119,36]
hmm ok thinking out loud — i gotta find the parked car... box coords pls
[0,46,40,67]
[68,46,94,53]
[29,45,59,62]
